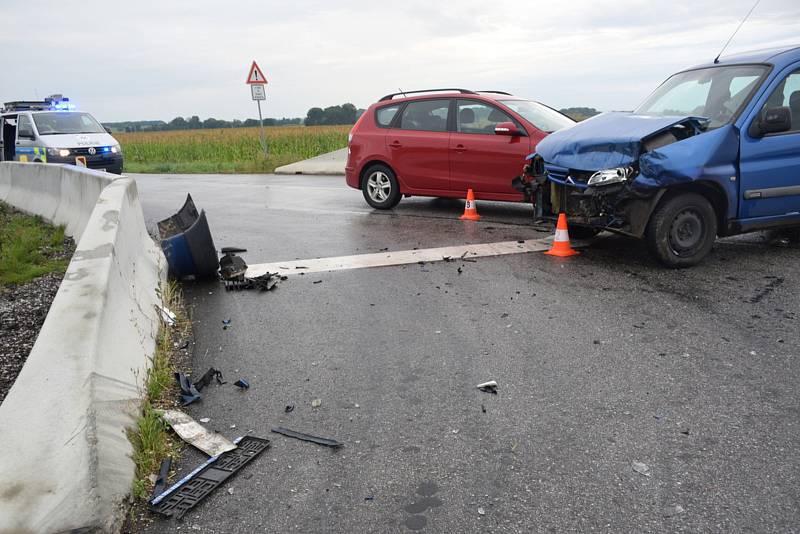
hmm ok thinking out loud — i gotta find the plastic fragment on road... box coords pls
[195,367,225,390]
[149,435,270,519]
[175,368,224,405]
[311,398,322,408]
[632,461,651,477]
[285,404,295,413]
[175,372,201,405]
[161,410,238,457]
[476,380,498,394]
[271,427,343,448]
[149,457,172,502]
[234,379,250,389]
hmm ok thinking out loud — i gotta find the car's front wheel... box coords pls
[362,164,401,209]
[645,192,717,268]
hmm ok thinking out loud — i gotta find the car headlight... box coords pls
[110,144,121,154]
[587,166,635,187]
[47,148,70,157]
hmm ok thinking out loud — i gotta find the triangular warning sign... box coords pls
[246,61,268,85]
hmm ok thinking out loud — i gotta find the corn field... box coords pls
[115,125,350,173]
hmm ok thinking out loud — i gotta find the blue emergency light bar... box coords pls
[1,94,76,113]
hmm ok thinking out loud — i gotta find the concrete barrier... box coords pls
[0,163,166,533]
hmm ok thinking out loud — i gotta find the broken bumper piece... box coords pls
[158,194,219,279]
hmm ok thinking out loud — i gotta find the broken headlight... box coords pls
[587,166,635,187]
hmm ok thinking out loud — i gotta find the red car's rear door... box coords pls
[386,99,451,192]
[449,99,531,194]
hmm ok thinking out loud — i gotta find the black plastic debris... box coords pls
[234,379,250,389]
[175,368,224,405]
[476,380,498,394]
[271,427,343,448]
[150,457,172,502]
[284,405,295,413]
[222,318,231,330]
[175,372,201,405]
[195,367,225,390]
[224,272,281,292]
[219,247,248,280]
[158,194,219,280]
[149,436,270,519]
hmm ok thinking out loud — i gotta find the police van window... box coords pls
[17,115,34,138]
[32,112,106,135]
[756,68,800,133]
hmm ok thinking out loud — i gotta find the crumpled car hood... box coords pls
[534,112,708,171]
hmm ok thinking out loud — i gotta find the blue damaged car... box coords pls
[517,45,800,267]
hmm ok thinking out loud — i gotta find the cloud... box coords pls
[0,0,797,121]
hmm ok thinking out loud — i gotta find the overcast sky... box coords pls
[1,0,799,122]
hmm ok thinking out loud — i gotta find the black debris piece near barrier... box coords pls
[174,367,224,405]
[234,379,250,389]
[271,427,343,448]
[149,436,270,519]
[149,457,172,502]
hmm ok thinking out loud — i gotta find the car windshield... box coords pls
[498,100,575,133]
[635,65,768,129]
[32,112,106,135]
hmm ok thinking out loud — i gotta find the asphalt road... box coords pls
[135,173,799,533]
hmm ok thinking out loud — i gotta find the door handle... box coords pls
[452,144,467,153]
[389,141,402,148]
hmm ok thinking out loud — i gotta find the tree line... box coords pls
[104,104,600,132]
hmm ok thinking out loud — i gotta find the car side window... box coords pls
[755,68,800,133]
[17,115,34,138]
[399,100,449,132]
[375,105,400,127]
[456,100,515,134]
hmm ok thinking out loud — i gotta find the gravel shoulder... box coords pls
[0,203,75,404]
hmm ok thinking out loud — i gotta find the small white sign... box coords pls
[251,84,266,101]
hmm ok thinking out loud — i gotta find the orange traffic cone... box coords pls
[459,189,481,221]
[544,213,579,257]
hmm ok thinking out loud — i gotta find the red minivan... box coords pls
[346,89,575,209]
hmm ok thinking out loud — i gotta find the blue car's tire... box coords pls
[646,192,717,268]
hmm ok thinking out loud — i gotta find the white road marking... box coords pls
[245,237,556,278]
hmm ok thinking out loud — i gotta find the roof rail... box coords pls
[379,88,477,101]
[476,90,513,96]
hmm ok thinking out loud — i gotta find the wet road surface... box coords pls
[134,173,799,533]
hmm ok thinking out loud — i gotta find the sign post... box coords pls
[246,61,269,157]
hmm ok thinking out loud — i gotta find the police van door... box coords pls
[15,114,38,162]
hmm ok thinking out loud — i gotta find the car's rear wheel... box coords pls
[645,192,717,268]
[362,164,401,209]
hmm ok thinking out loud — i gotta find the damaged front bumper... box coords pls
[515,156,664,237]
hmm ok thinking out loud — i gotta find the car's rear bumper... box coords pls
[345,165,359,189]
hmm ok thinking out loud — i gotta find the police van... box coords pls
[0,94,123,174]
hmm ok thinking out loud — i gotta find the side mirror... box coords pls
[494,121,521,136]
[105,126,113,134]
[752,106,792,137]
[18,130,35,140]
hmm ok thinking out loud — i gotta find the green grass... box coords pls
[128,281,185,501]
[116,125,349,174]
[0,202,69,287]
